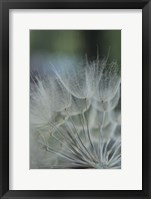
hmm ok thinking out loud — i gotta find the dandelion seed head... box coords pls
[30,53,121,169]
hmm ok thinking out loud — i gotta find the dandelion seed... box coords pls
[92,86,120,112]
[95,61,121,102]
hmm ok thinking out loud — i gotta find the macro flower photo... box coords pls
[30,30,121,169]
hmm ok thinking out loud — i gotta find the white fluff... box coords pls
[30,55,121,169]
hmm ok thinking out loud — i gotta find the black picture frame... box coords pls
[0,0,150,198]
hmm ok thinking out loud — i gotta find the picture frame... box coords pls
[0,0,150,198]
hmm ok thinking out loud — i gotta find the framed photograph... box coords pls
[0,0,150,198]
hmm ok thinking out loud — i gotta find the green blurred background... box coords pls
[30,30,121,66]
